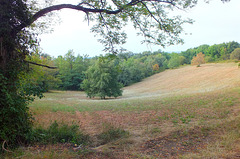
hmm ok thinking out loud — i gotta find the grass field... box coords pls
[5,63,240,158]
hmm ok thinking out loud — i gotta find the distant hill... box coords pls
[123,63,240,98]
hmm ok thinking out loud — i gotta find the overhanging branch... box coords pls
[25,60,57,69]
[15,0,177,35]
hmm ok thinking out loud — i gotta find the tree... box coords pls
[24,51,61,92]
[0,0,230,150]
[118,57,145,86]
[179,56,186,65]
[81,58,123,99]
[54,50,88,90]
[168,53,181,69]
[152,64,160,72]
[230,48,240,60]
[227,41,240,54]
[191,52,205,67]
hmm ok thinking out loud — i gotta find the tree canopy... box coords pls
[191,52,205,67]
[81,57,123,99]
[1,0,198,57]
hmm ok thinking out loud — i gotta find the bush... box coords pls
[0,73,34,152]
[30,121,90,145]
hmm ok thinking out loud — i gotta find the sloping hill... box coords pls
[123,63,240,98]
[25,63,240,158]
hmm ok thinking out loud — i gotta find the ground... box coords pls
[4,63,240,158]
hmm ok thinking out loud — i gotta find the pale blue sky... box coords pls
[39,0,240,57]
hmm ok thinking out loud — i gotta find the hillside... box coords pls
[5,62,240,158]
[123,63,240,98]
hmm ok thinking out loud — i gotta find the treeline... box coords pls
[180,41,240,64]
[26,41,240,92]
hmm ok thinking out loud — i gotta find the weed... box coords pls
[172,119,178,125]
[201,127,210,137]
[97,125,129,145]
[150,127,161,134]
[158,113,169,120]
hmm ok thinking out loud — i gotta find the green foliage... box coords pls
[118,57,145,86]
[0,72,35,151]
[81,57,123,99]
[30,121,90,145]
[180,41,240,63]
[55,50,89,90]
[0,0,45,151]
[168,53,181,69]
[89,0,195,53]
[117,51,169,86]
[22,52,61,92]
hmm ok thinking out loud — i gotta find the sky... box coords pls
[38,0,240,57]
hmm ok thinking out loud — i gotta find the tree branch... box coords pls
[31,4,123,25]
[140,2,163,29]
[25,60,57,69]
[16,0,176,33]
[2,141,13,153]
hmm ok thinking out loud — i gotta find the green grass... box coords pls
[30,88,238,113]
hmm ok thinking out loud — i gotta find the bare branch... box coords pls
[16,0,177,33]
[140,2,162,29]
[25,60,57,69]
[2,141,13,153]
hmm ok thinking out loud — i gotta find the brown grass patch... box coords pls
[142,126,213,158]
[123,63,240,98]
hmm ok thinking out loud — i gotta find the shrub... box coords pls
[30,121,90,145]
[0,72,35,152]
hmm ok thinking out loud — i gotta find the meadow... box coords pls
[5,63,240,158]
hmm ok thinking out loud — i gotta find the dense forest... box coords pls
[26,41,240,93]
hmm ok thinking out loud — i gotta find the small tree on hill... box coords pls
[191,52,205,67]
[81,58,123,99]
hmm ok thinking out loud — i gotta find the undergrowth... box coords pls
[30,121,90,145]
[97,124,129,145]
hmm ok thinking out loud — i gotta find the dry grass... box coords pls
[123,63,240,98]
[5,63,240,158]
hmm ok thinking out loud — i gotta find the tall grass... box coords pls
[30,121,90,145]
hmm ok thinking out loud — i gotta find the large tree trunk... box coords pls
[0,37,7,72]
